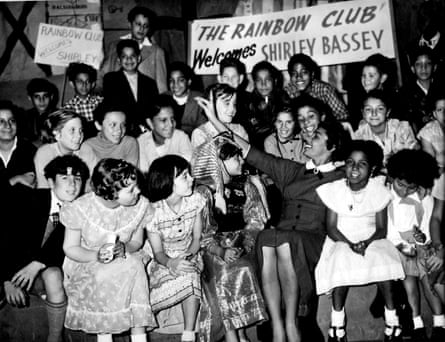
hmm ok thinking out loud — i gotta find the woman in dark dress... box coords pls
[196,92,350,342]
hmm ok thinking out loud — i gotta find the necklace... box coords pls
[347,183,367,211]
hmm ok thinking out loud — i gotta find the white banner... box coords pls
[34,23,103,69]
[189,0,396,75]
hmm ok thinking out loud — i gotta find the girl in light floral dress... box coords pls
[146,155,205,342]
[61,158,156,342]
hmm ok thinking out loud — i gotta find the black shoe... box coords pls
[327,326,347,342]
[431,326,445,342]
[383,325,402,342]
[411,327,428,341]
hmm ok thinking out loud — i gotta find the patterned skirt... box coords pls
[63,254,156,334]
[199,251,267,342]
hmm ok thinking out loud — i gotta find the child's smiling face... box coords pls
[297,105,322,138]
[412,55,435,82]
[345,150,371,191]
[275,111,296,142]
[362,97,388,130]
[119,47,140,73]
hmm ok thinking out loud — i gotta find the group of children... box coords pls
[0,4,444,342]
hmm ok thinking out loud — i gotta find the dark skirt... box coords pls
[256,228,326,316]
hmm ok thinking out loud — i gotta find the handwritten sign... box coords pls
[189,0,396,74]
[34,23,104,69]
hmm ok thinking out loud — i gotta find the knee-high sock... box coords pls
[45,299,67,342]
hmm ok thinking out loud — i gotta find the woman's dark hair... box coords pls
[44,154,89,182]
[219,141,242,161]
[93,101,127,124]
[287,53,320,78]
[346,140,384,177]
[92,159,138,201]
[387,149,439,189]
[147,155,190,202]
[44,109,83,142]
[318,121,351,162]
[362,89,391,109]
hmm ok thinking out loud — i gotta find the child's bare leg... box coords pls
[421,277,445,339]
[225,329,238,342]
[261,246,285,342]
[378,281,402,338]
[329,287,348,340]
[402,276,420,316]
[277,243,301,342]
[181,295,200,341]
[434,283,445,304]
[42,267,66,342]
[237,328,248,341]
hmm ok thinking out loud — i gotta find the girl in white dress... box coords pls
[61,158,156,342]
[315,140,404,342]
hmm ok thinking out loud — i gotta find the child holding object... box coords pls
[61,158,156,342]
[146,155,204,342]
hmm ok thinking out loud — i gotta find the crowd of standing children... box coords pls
[0,3,444,342]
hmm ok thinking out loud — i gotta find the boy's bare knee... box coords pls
[41,267,64,290]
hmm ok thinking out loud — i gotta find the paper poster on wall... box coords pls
[47,0,102,29]
[188,0,397,74]
[34,23,104,69]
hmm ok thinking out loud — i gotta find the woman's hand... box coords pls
[167,255,198,275]
[9,172,36,188]
[223,247,242,263]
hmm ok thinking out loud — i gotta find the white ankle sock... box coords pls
[181,330,196,341]
[131,333,147,342]
[329,308,346,338]
[413,316,424,329]
[384,307,401,337]
[433,314,445,327]
[97,334,113,342]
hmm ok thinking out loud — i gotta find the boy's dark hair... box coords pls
[44,154,89,181]
[362,89,391,109]
[251,60,283,90]
[409,46,436,66]
[387,149,439,189]
[287,53,319,77]
[219,141,242,161]
[127,6,156,36]
[26,78,56,96]
[363,53,389,76]
[67,62,97,83]
[168,61,194,81]
[147,155,190,202]
[272,105,297,123]
[0,100,18,118]
[116,39,140,57]
[318,121,351,162]
[219,57,246,77]
[144,94,176,120]
[93,101,127,124]
[347,140,384,176]
[92,158,138,201]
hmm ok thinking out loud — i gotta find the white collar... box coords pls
[120,34,152,47]
[173,93,188,105]
[0,137,18,167]
[305,160,337,173]
[50,190,64,214]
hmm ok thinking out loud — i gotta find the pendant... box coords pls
[349,204,353,211]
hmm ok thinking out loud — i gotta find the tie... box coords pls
[51,212,60,227]
[400,197,424,225]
